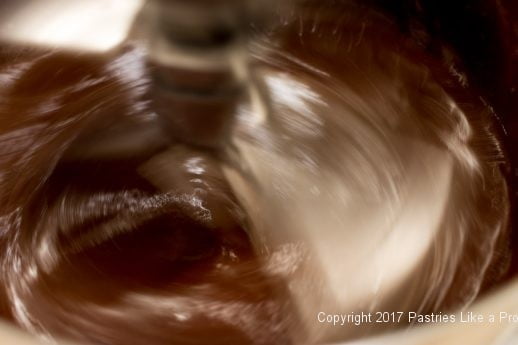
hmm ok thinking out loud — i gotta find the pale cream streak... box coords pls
[224,67,462,343]
[0,0,144,52]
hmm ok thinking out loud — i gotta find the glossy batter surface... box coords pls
[0,2,514,344]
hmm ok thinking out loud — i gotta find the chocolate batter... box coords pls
[0,1,515,344]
